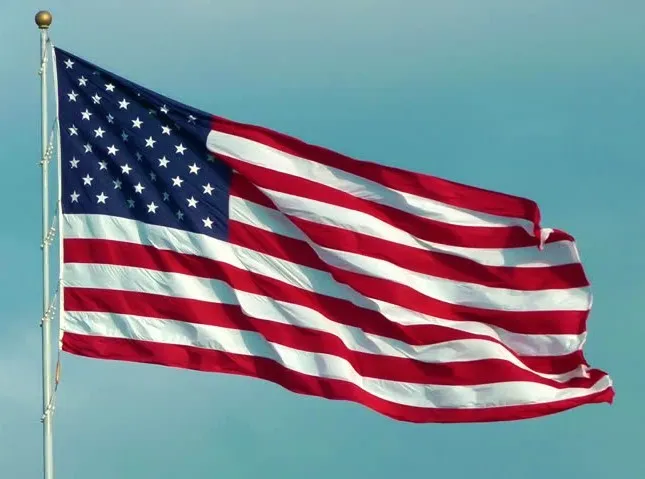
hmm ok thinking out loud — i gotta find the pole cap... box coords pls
[35,10,53,29]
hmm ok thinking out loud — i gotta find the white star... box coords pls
[118,99,130,109]
[64,59,74,69]
[175,143,187,155]
[81,109,92,121]
[96,192,108,204]
[145,136,156,148]
[202,183,214,195]
[147,202,159,214]
[121,164,132,175]
[148,109,157,116]
[127,198,135,208]
[176,210,184,220]
[188,115,197,124]
[105,83,115,92]
[158,156,170,168]
[206,154,216,163]
[98,160,108,171]
[135,152,143,162]
[187,196,198,208]
[132,117,143,128]
[134,182,145,194]
[82,174,93,186]
[171,176,184,187]
[68,125,78,136]
[162,192,170,201]
[94,127,105,138]
[78,76,88,86]
[149,172,157,182]
[83,143,93,154]
[70,191,80,203]
[161,125,172,135]
[107,114,115,123]
[121,131,129,142]
[160,104,169,114]
[67,91,78,102]
[107,145,119,156]
[69,157,79,168]
[188,163,200,175]
[202,217,214,229]
[113,179,122,189]
[92,94,102,105]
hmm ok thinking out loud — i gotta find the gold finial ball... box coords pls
[35,10,53,29]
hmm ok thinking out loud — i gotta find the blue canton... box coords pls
[55,47,231,240]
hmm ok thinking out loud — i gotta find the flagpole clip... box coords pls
[40,354,61,424]
[39,288,59,328]
[40,209,58,250]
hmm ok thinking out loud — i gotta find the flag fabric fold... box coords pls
[53,46,613,423]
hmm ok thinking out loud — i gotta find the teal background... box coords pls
[1,1,642,477]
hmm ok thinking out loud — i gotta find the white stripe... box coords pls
[61,215,584,358]
[230,195,582,269]
[62,262,587,383]
[207,130,536,232]
[63,311,612,409]
[232,193,589,312]
[317,247,588,311]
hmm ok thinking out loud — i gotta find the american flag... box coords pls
[54,47,613,423]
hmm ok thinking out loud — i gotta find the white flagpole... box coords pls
[35,10,55,479]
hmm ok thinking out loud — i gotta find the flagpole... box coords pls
[35,10,55,479]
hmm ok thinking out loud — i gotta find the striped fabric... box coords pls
[54,47,613,423]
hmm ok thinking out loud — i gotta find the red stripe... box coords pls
[63,238,588,374]
[228,203,588,291]
[230,173,276,209]
[65,287,595,389]
[210,116,543,231]
[64,237,587,336]
[225,157,542,248]
[61,333,614,423]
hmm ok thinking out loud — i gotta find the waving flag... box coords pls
[53,47,613,423]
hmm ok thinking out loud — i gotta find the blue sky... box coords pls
[1,0,643,477]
